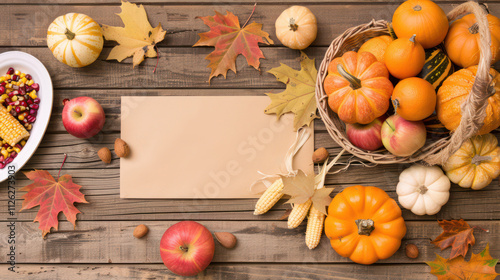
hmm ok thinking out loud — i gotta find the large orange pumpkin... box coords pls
[392,0,449,49]
[444,14,500,68]
[325,185,407,265]
[437,66,500,135]
[323,51,394,124]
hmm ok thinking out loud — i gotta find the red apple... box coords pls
[160,221,215,276]
[381,115,426,156]
[62,97,105,139]
[346,116,386,151]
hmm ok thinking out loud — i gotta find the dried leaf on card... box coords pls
[427,244,499,280]
[193,8,273,83]
[431,219,476,259]
[280,170,333,215]
[101,1,166,67]
[265,52,318,131]
[20,170,88,238]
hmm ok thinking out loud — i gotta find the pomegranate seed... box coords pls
[26,74,32,80]
[20,101,27,107]
[31,83,39,91]
[0,163,5,169]
[8,92,14,98]
[25,86,31,92]
[7,68,14,75]
[0,156,4,162]
[0,82,5,86]
[6,157,13,164]
[0,86,5,94]
[3,144,8,148]
[27,99,33,105]
[15,144,22,149]
[34,98,40,104]
[5,98,11,103]
[30,116,36,122]
[15,107,21,113]
[19,88,25,95]
[12,75,19,81]
[29,109,36,115]
[11,153,17,159]
[30,104,39,110]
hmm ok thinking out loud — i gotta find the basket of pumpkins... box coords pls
[315,0,500,167]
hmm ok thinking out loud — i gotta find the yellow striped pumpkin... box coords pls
[47,13,103,67]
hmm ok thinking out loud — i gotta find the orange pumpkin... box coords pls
[323,51,393,124]
[444,14,500,68]
[437,66,500,135]
[358,35,394,63]
[325,185,407,265]
[392,77,436,121]
[384,35,426,79]
[392,0,449,49]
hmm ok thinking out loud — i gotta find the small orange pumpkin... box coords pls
[445,14,500,68]
[437,66,500,135]
[323,51,393,124]
[392,0,449,49]
[384,35,426,79]
[392,77,436,121]
[325,185,407,265]
[358,35,394,63]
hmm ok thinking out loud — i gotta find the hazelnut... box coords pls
[405,243,419,259]
[312,147,329,163]
[133,224,149,239]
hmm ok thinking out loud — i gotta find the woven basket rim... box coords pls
[314,2,494,165]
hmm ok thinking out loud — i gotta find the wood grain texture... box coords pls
[0,220,498,264]
[0,264,434,279]
[4,3,496,47]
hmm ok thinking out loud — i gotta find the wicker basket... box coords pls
[315,1,494,165]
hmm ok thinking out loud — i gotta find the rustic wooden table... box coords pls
[0,0,499,279]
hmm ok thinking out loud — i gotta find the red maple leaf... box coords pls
[431,219,476,259]
[193,5,273,83]
[20,169,88,238]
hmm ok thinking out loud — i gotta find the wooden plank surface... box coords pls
[0,264,433,279]
[0,220,498,264]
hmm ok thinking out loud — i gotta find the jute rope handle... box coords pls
[425,1,493,165]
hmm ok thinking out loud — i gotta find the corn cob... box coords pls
[305,206,325,249]
[0,104,29,146]
[288,199,312,229]
[254,178,284,215]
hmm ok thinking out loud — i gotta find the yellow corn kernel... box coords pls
[18,115,24,121]
[254,178,284,215]
[11,96,17,102]
[0,77,4,82]
[6,147,14,153]
[20,140,26,146]
[5,75,11,80]
[1,149,8,158]
[29,91,37,99]
[305,206,325,250]
[11,81,17,86]
[0,104,29,146]
[27,80,34,86]
[5,84,12,89]
[288,199,312,229]
[20,73,25,78]
[13,147,20,153]
[21,77,27,83]
[6,105,12,112]
[14,70,20,76]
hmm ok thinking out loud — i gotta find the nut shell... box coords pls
[133,224,149,239]
[405,243,419,259]
[214,232,237,249]
[115,138,130,158]
[97,147,112,164]
[312,147,329,163]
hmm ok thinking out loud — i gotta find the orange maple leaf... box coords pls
[431,219,476,259]
[427,244,499,280]
[193,7,273,83]
[20,170,88,238]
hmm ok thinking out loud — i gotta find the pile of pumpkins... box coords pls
[323,0,500,153]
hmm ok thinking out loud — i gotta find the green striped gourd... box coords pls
[418,47,453,90]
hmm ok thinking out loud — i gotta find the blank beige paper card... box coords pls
[120,96,314,199]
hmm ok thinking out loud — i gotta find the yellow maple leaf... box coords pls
[264,52,318,131]
[101,1,166,67]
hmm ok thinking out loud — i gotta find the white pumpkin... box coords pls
[396,165,450,215]
[275,6,317,50]
[47,13,103,67]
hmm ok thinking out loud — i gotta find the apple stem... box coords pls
[179,245,189,253]
[57,153,68,180]
[384,119,395,132]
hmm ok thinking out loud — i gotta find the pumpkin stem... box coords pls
[289,18,299,31]
[355,219,375,236]
[471,155,492,165]
[65,28,76,40]
[409,34,417,44]
[469,23,479,34]
[413,5,422,11]
[418,185,428,194]
[337,64,362,90]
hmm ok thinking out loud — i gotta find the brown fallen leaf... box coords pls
[279,209,292,220]
[431,219,476,259]
[101,1,166,67]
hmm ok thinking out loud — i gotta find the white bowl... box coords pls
[0,51,53,182]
